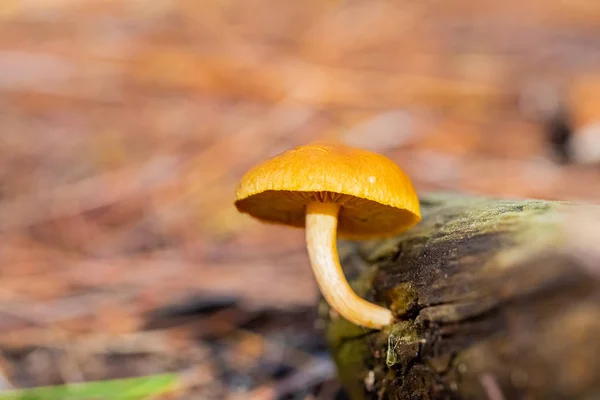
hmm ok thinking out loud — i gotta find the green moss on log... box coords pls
[323,193,600,400]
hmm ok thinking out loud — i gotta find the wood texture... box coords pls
[325,193,600,400]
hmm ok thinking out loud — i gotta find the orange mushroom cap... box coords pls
[235,142,421,240]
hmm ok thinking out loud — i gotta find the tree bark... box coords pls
[323,193,600,400]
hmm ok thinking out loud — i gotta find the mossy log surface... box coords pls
[324,193,600,400]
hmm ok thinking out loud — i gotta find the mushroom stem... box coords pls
[305,201,394,329]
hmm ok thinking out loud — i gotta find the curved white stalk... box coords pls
[305,201,393,329]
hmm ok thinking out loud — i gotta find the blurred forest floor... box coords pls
[1,0,600,398]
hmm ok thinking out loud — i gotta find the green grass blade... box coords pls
[0,373,179,400]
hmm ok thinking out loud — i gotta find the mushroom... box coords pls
[234,142,421,329]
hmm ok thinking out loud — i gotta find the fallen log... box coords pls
[323,193,600,400]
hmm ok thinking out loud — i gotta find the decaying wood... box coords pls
[323,193,600,400]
